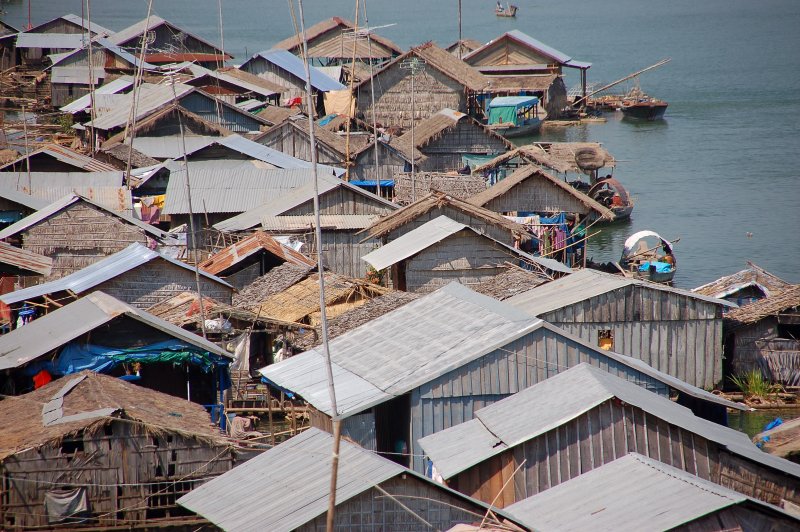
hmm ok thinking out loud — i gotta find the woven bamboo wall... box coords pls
[418,120,508,173]
[403,230,513,293]
[450,399,800,510]
[393,172,486,205]
[22,202,150,279]
[352,146,407,182]
[283,186,395,216]
[257,123,342,165]
[386,205,515,246]
[484,174,591,215]
[357,67,466,130]
[0,423,234,530]
[93,258,233,309]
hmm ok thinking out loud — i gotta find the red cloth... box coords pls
[33,369,52,389]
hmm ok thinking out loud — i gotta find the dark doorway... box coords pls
[374,394,411,467]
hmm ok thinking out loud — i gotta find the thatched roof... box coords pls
[100,143,161,169]
[273,16,402,59]
[360,190,532,242]
[199,231,315,276]
[292,291,420,350]
[725,284,800,328]
[472,142,616,175]
[102,104,233,147]
[0,371,228,461]
[444,38,484,56]
[470,264,549,301]
[356,42,489,92]
[480,74,558,93]
[262,116,370,161]
[257,104,302,125]
[246,270,391,325]
[693,262,794,301]
[467,165,616,220]
[233,263,313,307]
[147,291,261,329]
[217,66,288,95]
[389,108,512,161]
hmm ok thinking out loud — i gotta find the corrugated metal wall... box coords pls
[181,92,264,133]
[542,285,725,389]
[408,325,670,472]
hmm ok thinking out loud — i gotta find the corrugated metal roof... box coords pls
[0,241,53,276]
[505,453,770,531]
[0,291,230,371]
[0,171,123,188]
[249,49,346,92]
[0,145,118,172]
[235,99,267,112]
[0,187,49,210]
[56,14,112,36]
[506,268,736,316]
[187,64,281,98]
[178,428,403,531]
[199,231,314,276]
[131,136,217,159]
[212,172,388,232]
[50,66,106,85]
[28,186,132,214]
[260,214,379,231]
[163,165,319,215]
[0,243,230,305]
[419,363,800,481]
[60,76,134,114]
[361,215,572,274]
[108,15,225,57]
[86,83,195,131]
[15,33,85,49]
[261,282,540,418]
[0,193,171,242]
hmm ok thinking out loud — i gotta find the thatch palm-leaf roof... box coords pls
[233,263,314,307]
[725,284,800,328]
[273,16,402,59]
[693,262,794,300]
[360,190,532,242]
[0,371,229,461]
[467,165,615,220]
[472,142,616,175]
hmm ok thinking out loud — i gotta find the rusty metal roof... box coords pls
[0,241,52,276]
[199,231,314,276]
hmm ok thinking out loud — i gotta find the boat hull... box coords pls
[621,102,668,120]
[630,268,675,284]
[491,118,541,138]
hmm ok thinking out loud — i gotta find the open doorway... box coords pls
[374,394,411,467]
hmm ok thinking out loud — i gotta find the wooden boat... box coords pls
[620,85,668,120]
[587,176,634,221]
[619,230,676,284]
[486,95,541,138]
[495,3,518,17]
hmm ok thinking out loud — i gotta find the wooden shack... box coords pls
[14,14,111,67]
[0,194,175,279]
[694,261,794,308]
[361,215,568,293]
[214,173,396,278]
[108,15,231,67]
[272,16,402,66]
[504,453,800,531]
[178,428,525,532]
[0,21,18,71]
[361,190,533,247]
[506,268,736,389]
[724,285,800,385]
[354,42,490,130]
[262,283,743,474]
[0,243,234,314]
[419,363,800,511]
[387,108,511,173]
[467,165,615,221]
[0,371,237,530]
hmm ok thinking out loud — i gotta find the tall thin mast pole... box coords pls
[458,0,462,59]
[362,0,381,198]
[21,103,31,193]
[344,0,360,181]
[124,0,154,188]
[86,0,96,156]
[411,70,416,201]
[295,1,340,530]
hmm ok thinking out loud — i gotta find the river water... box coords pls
[2,0,799,289]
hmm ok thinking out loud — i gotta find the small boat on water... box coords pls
[495,3,518,17]
[620,231,677,284]
[620,85,668,121]
[486,95,541,138]
[588,175,634,221]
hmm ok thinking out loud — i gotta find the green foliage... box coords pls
[729,369,781,399]
[57,113,74,134]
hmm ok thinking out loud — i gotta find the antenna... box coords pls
[400,57,426,202]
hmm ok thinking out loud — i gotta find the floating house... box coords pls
[14,14,112,67]
[694,261,794,308]
[184,64,285,107]
[178,428,526,532]
[464,30,591,114]
[0,243,233,315]
[0,371,236,530]
[506,268,736,389]
[199,231,314,289]
[387,108,512,173]
[504,453,800,531]
[214,173,396,277]
[354,42,490,130]
[0,194,175,279]
[361,215,570,292]
[419,363,799,510]
[361,190,532,247]
[261,283,742,474]
[724,285,800,385]
[108,15,231,67]
[0,291,233,404]
[467,165,615,221]
[272,16,402,66]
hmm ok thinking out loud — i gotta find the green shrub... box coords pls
[729,369,781,399]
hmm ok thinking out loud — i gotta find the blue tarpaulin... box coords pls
[350,180,394,187]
